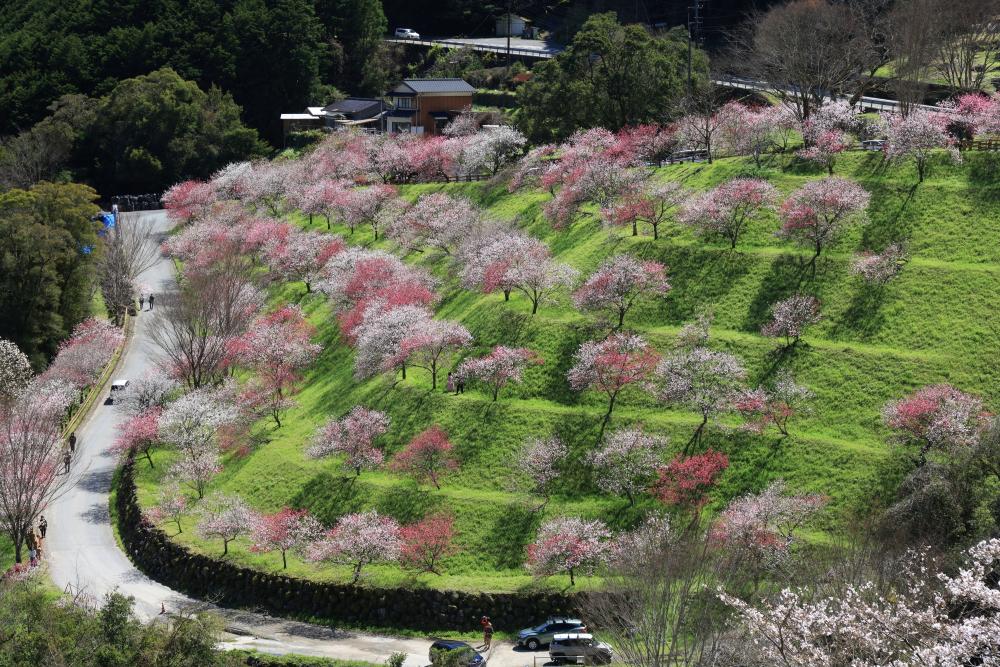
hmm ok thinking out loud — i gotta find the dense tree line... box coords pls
[0,182,100,367]
[0,0,389,143]
[517,14,708,142]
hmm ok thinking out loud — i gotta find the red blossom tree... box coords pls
[455,346,543,401]
[567,334,660,435]
[736,371,813,437]
[651,450,729,512]
[526,516,612,585]
[400,514,457,574]
[162,179,215,224]
[250,507,323,569]
[678,178,779,249]
[602,181,689,239]
[109,407,163,468]
[572,254,671,330]
[882,384,989,465]
[265,228,344,293]
[391,426,459,489]
[796,129,853,175]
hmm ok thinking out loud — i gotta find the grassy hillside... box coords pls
[134,149,1000,592]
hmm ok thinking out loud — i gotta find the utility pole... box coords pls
[687,0,705,96]
[506,0,512,72]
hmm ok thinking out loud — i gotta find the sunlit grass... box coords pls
[135,149,1000,592]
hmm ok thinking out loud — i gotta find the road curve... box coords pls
[44,210,532,667]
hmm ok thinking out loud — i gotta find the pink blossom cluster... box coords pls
[109,407,163,466]
[736,371,813,436]
[307,406,390,476]
[306,509,403,583]
[390,425,459,489]
[677,178,779,249]
[41,318,125,391]
[526,516,613,585]
[250,507,324,569]
[947,92,1000,136]
[572,254,671,329]
[881,109,961,182]
[195,493,256,555]
[146,483,188,533]
[652,346,747,433]
[760,295,822,344]
[882,384,988,458]
[454,346,543,401]
[388,192,482,253]
[162,179,217,223]
[590,426,668,504]
[264,228,344,293]
[851,243,907,285]
[601,180,689,239]
[776,177,870,257]
[517,436,568,500]
[0,338,32,400]
[652,450,729,510]
[567,334,660,400]
[399,514,456,574]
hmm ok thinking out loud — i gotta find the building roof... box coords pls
[280,113,318,120]
[398,78,475,94]
[497,12,531,22]
[322,98,384,115]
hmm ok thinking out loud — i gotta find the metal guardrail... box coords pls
[385,37,557,59]
[713,77,950,114]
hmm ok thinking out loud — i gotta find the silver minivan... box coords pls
[548,633,613,665]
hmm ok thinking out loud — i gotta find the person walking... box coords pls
[68,432,76,454]
[456,377,465,394]
[38,516,47,540]
[446,372,455,394]
[139,294,145,311]
[63,451,71,473]
[148,293,154,311]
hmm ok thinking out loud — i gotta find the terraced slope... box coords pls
[133,149,1000,592]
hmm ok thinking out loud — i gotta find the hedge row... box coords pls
[115,459,580,631]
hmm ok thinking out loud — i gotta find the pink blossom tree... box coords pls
[882,384,988,465]
[651,449,729,512]
[720,537,1000,667]
[461,126,527,175]
[760,295,822,347]
[776,177,870,258]
[651,347,747,448]
[400,514,456,575]
[882,109,960,182]
[162,180,215,224]
[678,178,779,249]
[147,483,188,534]
[250,507,323,569]
[796,129,853,174]
[110,407,163,468]
[717,102,782,167]
[543,162,643,228]
[227,305,322,427]
[391,425,459,489]
[157,383,240,456]
[46,318,126,391]
[0,387,75,562]
[168,447,222,499]
[454,346,543,401]
[507,144,557,192]
[602,181,689,239]
[307,406,390,477]
[265,228,344,293]
[353,303,434,381]
[196,493,256,555]
[526,516,612,585]
[337,281,437,345]
[396,319,472,390]
[567,334,660,434]
[572,255,671,330]
[591,427,669,505]
[710,480,825,572]
[390,192,481,254]
[851,243,907,286]
[516,436,567,508]
[736,370,813,437]
[112,370,178,417]
[306,509,402,583]
[333,184,400,240]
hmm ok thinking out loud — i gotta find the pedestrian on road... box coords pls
[446,372,455,394]
[69,432,76,453]
[29,547,37,567]
[481,616,493,650]
[148,293,154,310]
[39,516,47,540]
[63,451,71,473]
[139,294,145,311]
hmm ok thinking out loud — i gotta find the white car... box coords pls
[109,379,129,403]
[394,27,420,39]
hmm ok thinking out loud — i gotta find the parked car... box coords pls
[548,633,612,665]
[109,379,129,403]
[394,27,420,39]
[429,639,485,667]
[517,617,588,650]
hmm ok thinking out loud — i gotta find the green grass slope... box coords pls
[134,149,1000,592]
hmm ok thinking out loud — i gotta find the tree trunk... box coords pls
[617,309,626,330]
[401,362,406,380]
[632,220,638,236]
[652,223,659,240]
[353,562,362,583]
[569,567,575,586]
[223,539,229,556]
[282,550,288,569]
[503,290,510,302]
[144,448,155,469]
[531,298,539,315]
[685,414,708,453]
[431,362,437,390]
[308,213,313,225]
[598,394,617,442]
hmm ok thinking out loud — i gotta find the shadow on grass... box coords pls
[374,480,441,524]
[832,284,888,341]
[292,471,365,524]
[482,502,541,570]
[742,253,816,333]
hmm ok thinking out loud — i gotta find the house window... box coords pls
[392,121,412,133]
[395,96,414,109]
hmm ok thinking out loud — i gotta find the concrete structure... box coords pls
[384,78,475,135]
[281,98,388,141]
[496,12,530,37]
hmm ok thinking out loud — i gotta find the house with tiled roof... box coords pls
[384,78,475,135]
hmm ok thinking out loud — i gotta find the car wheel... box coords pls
[526,639,540,651]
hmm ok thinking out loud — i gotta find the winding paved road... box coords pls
[44,210,533,666]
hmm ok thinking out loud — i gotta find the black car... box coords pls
[429,640,486,667]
